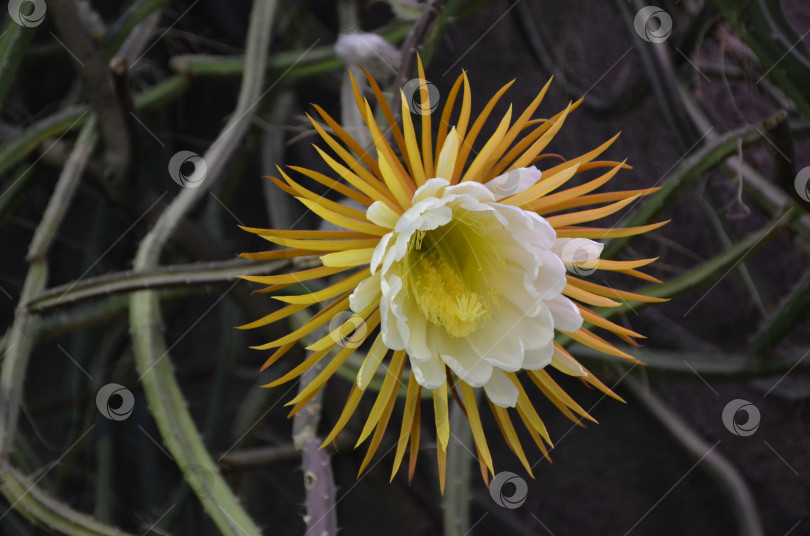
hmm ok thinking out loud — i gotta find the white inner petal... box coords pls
[349,271,381,312]
[366,200,400,229]
[371,177,588,408]
[409,354,446,389]
[485,166,542,200]
[483,368,519,408]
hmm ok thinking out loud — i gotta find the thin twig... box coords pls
[603,110,791,258]
[0,460,136,536]
[219,444,300,470]
[673,77,810,239]
[50,0,134,189]
[128,1,277,534]
[27,118,98,261]
[392,0,445,123]
[624,378,764,536]
[513,0,647,115]
[0,117,97,454]
[443,400,472,536]
[25,258,288,313]
[569,344,810,380]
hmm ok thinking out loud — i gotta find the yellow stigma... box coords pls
[411,248,488,338]
[455,293,486,323]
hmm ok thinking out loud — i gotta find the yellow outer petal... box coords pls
[545,194,641,228]
[359,98,415,203]
[508,103,572,170]
[378,150,416,210]
[251,294,350,350]
[313,145,397,208]
[459,381,494,475]
[289,310,381,406]
[239,264,352,285]
[461,104,513,183]
[260,236,381,252]
[563,284,621,307]
[288,164,374,206]
[310,103,380,176]
[390,372,421,481]
[503,163,581,207]
[357,333,389,390]
[358,379,399,477]
[453,80,514,183]
[456,73,472,144]
[528,370,596,423]
[356,349,407,447]
[320,384,365,448]
[433,381,450,451]
[321,248,375,267]
[488,77,553,176]
[563,328,641,363]
[526,159,625,212]
[399,89,427,187]
[436,72,465,157]
[417,55,434,179]
[274,269,370,305]
[237,303,307,331]
[359,68,413,177]
[307,299,378,352]
[295,197,386,236]
[435,127,460,181]
[489,403,534,476]
[553,221,667,239]
[307,113,381,189]
[566,275,668,303]
[510,372,552,446]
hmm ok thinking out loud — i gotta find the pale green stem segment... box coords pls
[128,1,277,535]
[0,118,97,453]
[624,378,764,536]
[0,460,136,536]
[444,399,473,536]
[27,258,287,313]
[0,117,135,536]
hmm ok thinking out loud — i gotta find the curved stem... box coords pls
[0,460,135,536]
[391,0,444,123]
[26,258,287,313]
[0,116,96,453]
[603,111,790,258]
[624,378,764,536]
[570,344,810,380]
[443,400,472,536]
[130,291,262,536]
[127,1,277,534]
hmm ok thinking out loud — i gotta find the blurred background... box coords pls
[1,0,809,534]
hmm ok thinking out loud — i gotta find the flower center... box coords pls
[406,220,497,338]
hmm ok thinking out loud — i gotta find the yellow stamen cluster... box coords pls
[455,293,486,324]
[411,248,487,337]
